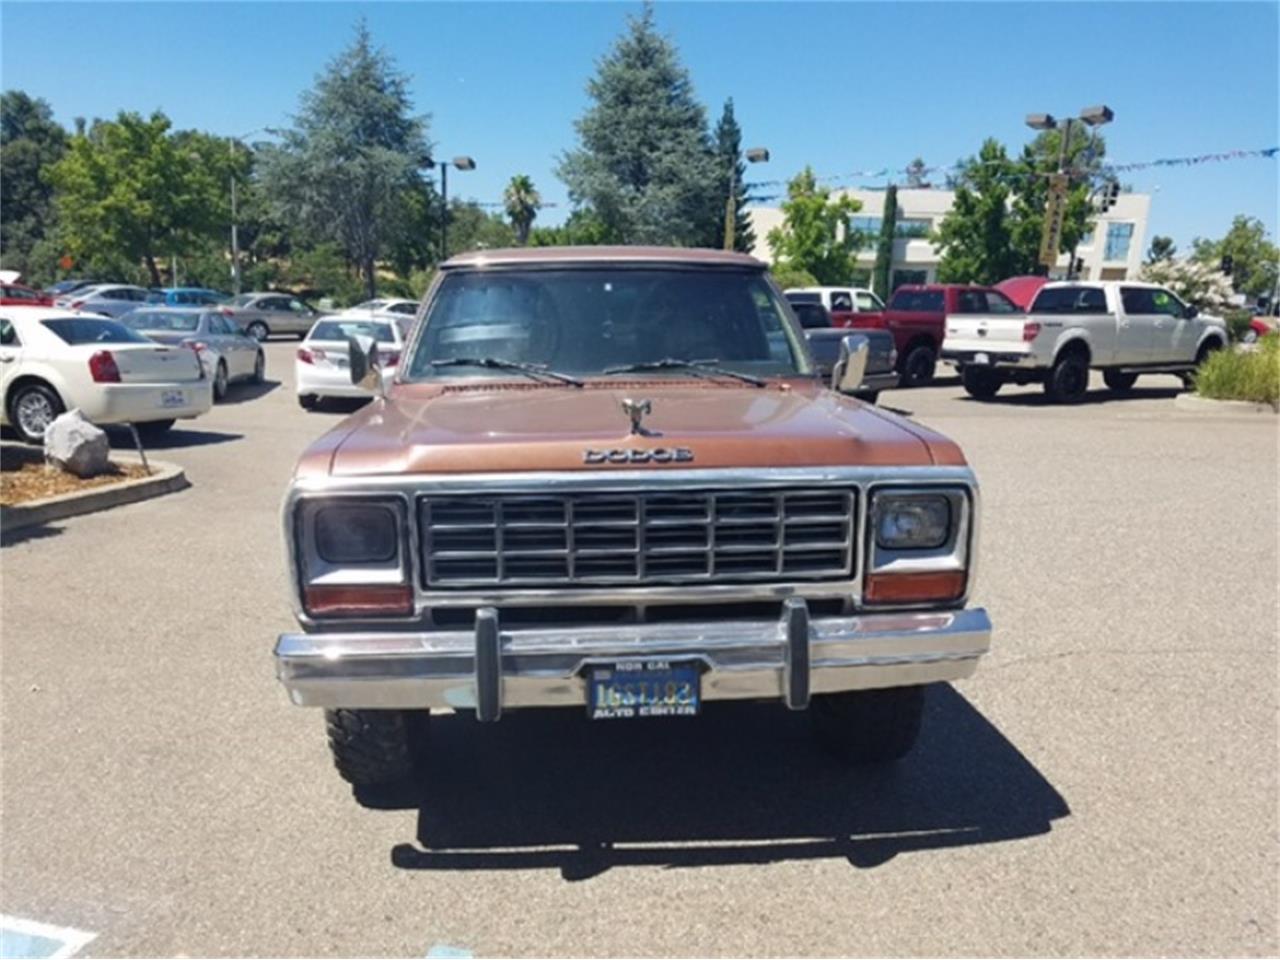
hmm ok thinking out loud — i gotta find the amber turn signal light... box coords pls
[864,570,966,604]
[304,584,413,617]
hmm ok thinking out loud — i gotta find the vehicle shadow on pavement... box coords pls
[960,386,1183,407]
[219,380,281,404]
[104,427,243,450]
[378,684,1069,879]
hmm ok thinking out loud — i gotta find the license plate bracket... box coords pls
[587,659,701,720]
[159,389,186,408]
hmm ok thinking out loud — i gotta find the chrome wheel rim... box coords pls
[16,392,55,438]
[250,324,267,341]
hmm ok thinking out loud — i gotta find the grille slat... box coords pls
[422,488,854,588]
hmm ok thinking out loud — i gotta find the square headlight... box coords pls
[314,504,399,564]
[873,494,951,550]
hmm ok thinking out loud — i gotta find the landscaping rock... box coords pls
[43,410,111,477]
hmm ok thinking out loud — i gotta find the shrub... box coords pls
[769,264,819,291]
[1195,334,1279,407]
[1223,309,1254,343]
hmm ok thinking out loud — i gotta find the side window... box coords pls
[1079,288,1107,312]
[102,288,126,301]
[1151,289,1183,317]
[984,292,1020,314]
[288,298,309,314]
[1120,287,1155,314]
[955,290,986,313]
[829,290,853,312]
[128,289,149,302]
[855,291,882,312]
[0,319,19,346]
[265,297,291,312]
[792,304,829,329]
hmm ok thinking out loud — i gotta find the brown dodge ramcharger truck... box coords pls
[274,247,992,787]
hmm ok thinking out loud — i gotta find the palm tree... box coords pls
[503,174,542,245]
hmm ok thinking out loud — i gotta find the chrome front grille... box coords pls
[420,488,856,588]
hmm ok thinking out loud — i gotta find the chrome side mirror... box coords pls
[347,333,385,396]
[831,334,870,394]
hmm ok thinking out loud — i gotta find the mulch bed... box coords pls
[0,459,151,507]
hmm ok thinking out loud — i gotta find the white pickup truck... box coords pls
[942,281,1228,402]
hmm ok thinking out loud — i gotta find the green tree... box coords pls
[765,167,862,284]
[1,91,68,284]
[528,209,616,246]
[872,185,897,298]
[445,199,516,257]
[1145,235,1177,264]
[1191,215,1280,300]
[767,264,818,291]
[557,3,718,246]
[503,174,542,245]
[712,98,755,252]
[933,139,1021,284]
[259,21,431,298]
[47,111,226,286]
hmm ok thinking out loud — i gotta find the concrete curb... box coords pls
[1,455,188,533]
[1174,393,1278,415]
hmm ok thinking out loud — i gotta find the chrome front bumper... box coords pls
[274,602,992,717]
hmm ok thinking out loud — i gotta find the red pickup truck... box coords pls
[849,284,1022,387]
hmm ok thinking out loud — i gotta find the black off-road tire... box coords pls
[325,709,426,785]
[1102,370,1138,392]
[1043,351,1090,403]
[899,343,938,388]
[810,685,926,764]
[961,366,1004,400]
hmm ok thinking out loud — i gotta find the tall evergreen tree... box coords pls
[872,185,897,298]
[259,21,432,298]
[557,3,718,246]
[712,99,754,252]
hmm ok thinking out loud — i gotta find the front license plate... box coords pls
[159,389,186,408]
[972,352,990,365]
[588,659,701,720]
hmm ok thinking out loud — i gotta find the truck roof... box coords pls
[1040,280,1164,290]
[441,246,766,270]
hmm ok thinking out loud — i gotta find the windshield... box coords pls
[406,268,807,381]
[43,318,151,345]
[122,310,200,332]
[308,319,396,343]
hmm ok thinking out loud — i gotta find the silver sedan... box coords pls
[121,306,265,401]
[225,292,323,341]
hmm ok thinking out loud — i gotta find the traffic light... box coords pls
[1220,255,1234,276]
[1074,257,1085,277]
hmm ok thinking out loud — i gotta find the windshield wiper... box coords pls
[602,357,766,388]
[430,356,583,388]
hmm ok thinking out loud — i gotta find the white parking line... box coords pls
[0,915,96,960]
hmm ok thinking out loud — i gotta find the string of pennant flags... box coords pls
[467,146,1277,209]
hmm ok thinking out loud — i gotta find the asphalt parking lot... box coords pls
[2,341,1277,958]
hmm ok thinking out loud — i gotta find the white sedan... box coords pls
[295,314,404,410]
[0,308,213,443]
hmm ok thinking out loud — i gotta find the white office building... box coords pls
[747,187,1151,288]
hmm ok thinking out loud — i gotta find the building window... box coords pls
[850,217,880,250]
[1104,222,1134,262]
[895,218,931,238]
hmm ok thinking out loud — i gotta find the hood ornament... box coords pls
[620,397,654,436]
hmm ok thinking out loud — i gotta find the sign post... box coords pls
[1039,173,1069,270]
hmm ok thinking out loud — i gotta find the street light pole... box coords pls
[724,147,770,251]
[432,155,476,261]
[1026,105,1114,279]
[229,138,241,296]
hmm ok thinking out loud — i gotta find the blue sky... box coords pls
[2,1,1277,250]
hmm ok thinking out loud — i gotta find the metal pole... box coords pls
[230,140,241,296]
[440,163,449,261]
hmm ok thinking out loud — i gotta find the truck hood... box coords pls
[302,380,965,478]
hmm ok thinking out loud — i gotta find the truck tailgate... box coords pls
[943,314,1031,354]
